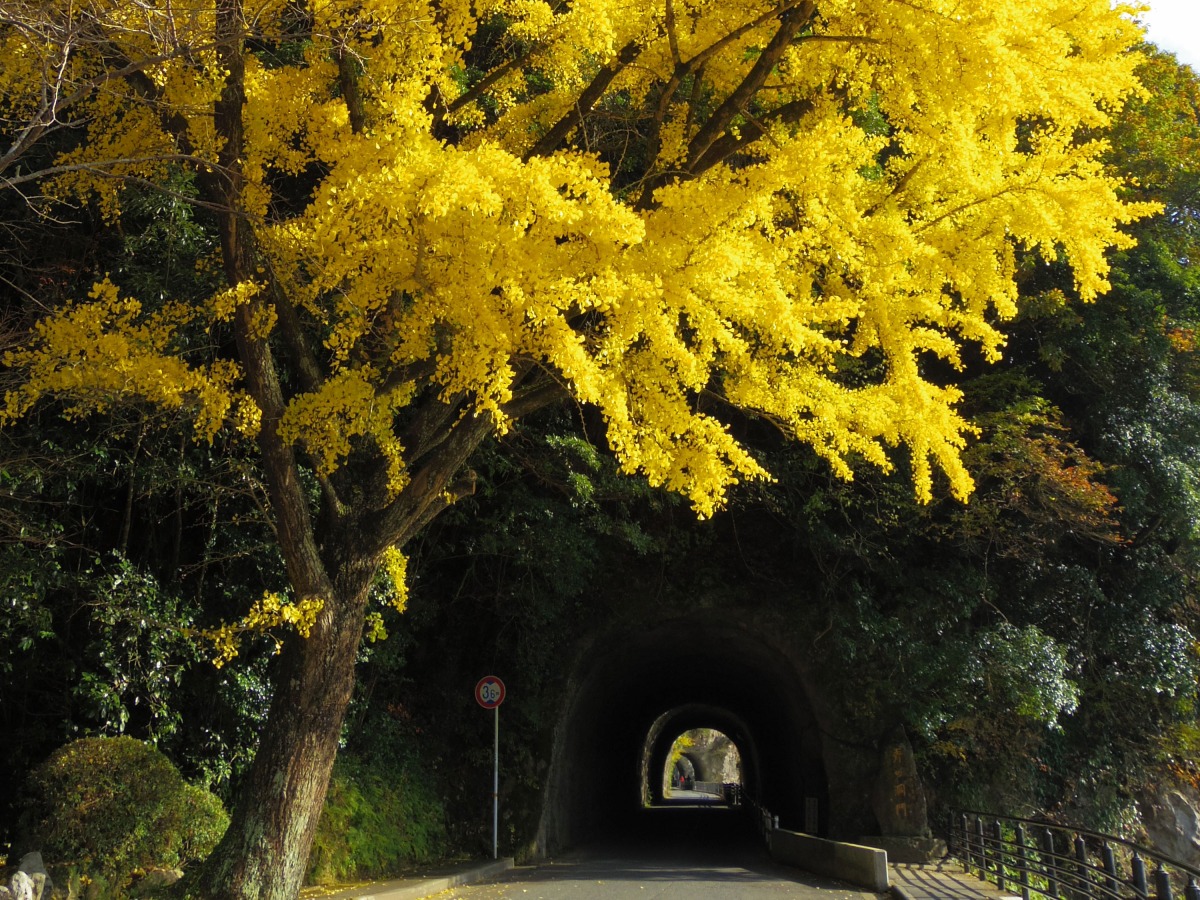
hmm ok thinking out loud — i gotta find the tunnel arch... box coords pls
[534,614,828,854]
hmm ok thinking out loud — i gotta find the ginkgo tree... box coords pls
[0,0,1153,896]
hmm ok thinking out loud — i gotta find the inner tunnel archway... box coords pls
[535,615,829,854]
[648,714,750,802]
[656,723,744,799]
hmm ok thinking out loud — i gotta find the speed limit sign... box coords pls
[475,675,506,859]
[475,676,506,709]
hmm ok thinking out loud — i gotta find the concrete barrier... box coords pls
[769,829,890,892]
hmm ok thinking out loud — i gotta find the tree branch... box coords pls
[685,2,815,173]
[690,96,816,175]
[524,39,642,160]
[397,389,467,468]
[0,156,226,194]
[665,0,683,68]
[262,264,324,396]
[685,0,814,73]
[209,0,332,596]
[501,375,569,419]
[447,49,535,115]
[337,48,366,134]
[634,1,818,208]
[365,411,494,553]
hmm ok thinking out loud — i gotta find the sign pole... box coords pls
[474,675,506,861]
[493,704,499,860]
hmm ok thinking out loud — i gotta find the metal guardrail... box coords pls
[690,781,745,806]
[949,810,1200,900]
[725,782,744,807]
[743,791,778,844]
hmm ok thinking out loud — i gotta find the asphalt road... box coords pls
[439,809,883,900]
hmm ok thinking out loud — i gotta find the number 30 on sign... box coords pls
[475,676,505,709]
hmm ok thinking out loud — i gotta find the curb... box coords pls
[308,858,515,900]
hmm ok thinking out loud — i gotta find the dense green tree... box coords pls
[0,178,279,853]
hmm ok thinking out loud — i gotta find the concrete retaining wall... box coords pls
[769,829,890,892]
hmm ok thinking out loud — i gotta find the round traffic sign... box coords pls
[475,676,506,708]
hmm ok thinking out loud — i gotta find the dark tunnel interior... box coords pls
[536,617,828,854]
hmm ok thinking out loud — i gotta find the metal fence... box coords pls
[949,811,1200,900]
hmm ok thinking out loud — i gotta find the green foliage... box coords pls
[306,753,446,885]
[16,737,228,893]
[0,172,284,830]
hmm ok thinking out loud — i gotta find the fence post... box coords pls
[977,817,989,880]
[1074,835,1089,900]
[1132,854,1148,900]
[995,821,1008,892]
[1156,865,1173,900]
[1045,829,1060,900]
[1152,868,1171,900]
[1017,824,1031,900]
[962,814,973,873]
[1102,842,1119,900]
[1186,878,1200,900]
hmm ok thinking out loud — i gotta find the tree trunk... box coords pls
[196,555,376,900]
[187,6,497,895]
[191,6,355,890]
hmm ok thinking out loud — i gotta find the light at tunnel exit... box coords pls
[662,727,744,801]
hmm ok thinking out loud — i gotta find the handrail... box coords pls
[949,810,1200,900]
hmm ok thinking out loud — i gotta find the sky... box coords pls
[1138,0,1200,71]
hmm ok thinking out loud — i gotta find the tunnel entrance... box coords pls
[535,616,828,855]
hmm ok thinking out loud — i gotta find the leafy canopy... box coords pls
[0,0,1153,518]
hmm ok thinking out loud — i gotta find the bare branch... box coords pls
[1,155,224,193]
[0,29,219,181]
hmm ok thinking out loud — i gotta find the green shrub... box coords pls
[306,754,446,885]
[17,736,228,893]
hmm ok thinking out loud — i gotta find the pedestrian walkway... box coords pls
[891,860,1021,900]
[298,857,514,900]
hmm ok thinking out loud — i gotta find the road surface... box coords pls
[440,809,882,900]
